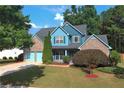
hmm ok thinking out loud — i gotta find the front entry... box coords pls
[53,50,65,62]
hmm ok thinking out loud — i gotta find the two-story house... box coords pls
[24,22,112,63]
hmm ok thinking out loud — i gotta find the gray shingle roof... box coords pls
[36,27,55,41]
[75,25,87,35]
[85,35,109,45]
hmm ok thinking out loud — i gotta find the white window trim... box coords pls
[55,36,64,44]
[72,36,80,43]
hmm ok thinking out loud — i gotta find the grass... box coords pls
[1,65,124,88]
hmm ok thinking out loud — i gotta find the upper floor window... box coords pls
[55,36,64,44]
[72,36,80,43]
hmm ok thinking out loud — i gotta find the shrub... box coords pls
[113,67,124,74]
[3,56,7,60]
[96,67,116,74]
[14,57,18,60]
[72,49,110,67]
[63,56,71,64]
[110,50,121,66]
[9,57,13,60]
[113,67,124,79]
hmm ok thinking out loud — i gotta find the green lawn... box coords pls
[1,65,124,88]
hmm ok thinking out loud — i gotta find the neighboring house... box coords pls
[24,22,112,63]
[0,48,23,59]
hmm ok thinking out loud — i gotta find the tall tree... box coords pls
[63,5,100,35]
[0,6,32,50]
[42,31,53,64]
[101,6,124,52]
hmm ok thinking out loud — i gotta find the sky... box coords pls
[22,5,114,35]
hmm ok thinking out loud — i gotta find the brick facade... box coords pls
[30,36,43,51]
[80,38,110,56]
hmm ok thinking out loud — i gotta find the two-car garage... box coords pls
[24,35,44,63]
[25,51,43,63]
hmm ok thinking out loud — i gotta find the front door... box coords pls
[53,50,64,61]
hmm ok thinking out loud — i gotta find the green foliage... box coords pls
[96,67,116,74]
[63,5,100,35]
[3,57,7,60]
[72,49,110,67]
[14,57,18,60]
[42,31,53,64]
[0,6,32,50]
[101,6,124,52]
[63,56,71,64]
[9,57,13,60]
[110,50,121,66]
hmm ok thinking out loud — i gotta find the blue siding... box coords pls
[36,52,42,62]
[63,24,85,44]
[51,27,69,46]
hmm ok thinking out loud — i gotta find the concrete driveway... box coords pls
[0,62,40,76]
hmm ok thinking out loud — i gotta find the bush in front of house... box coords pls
[72,49,110,67]
[3,56,7,60]
[63,56,71,64]
[9,57,13,60]
[110,50,121,66]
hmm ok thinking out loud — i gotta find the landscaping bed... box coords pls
[96,66,124,79]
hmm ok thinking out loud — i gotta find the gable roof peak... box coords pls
[50,26,69,35]
[79,34,112,49]
[62,21,85,35]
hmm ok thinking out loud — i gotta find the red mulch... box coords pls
[85,74,98,78]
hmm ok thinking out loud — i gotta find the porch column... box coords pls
[65,50,67,56]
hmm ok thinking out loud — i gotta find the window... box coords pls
[55,36,64,44]
[72,36,80,43]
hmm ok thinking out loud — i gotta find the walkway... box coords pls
[0,62,38,76]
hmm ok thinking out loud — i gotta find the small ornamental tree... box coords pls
[72,49,110,74]
[42,31,53,64]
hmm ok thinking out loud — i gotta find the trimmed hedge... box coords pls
[97,66,124,79]
[72,49,110,67]
[9,57,13,59]
[3,57,7,60]
[96,67,116,74]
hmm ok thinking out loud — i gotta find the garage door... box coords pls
[29,52,35,62]
[36,51,42,62]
